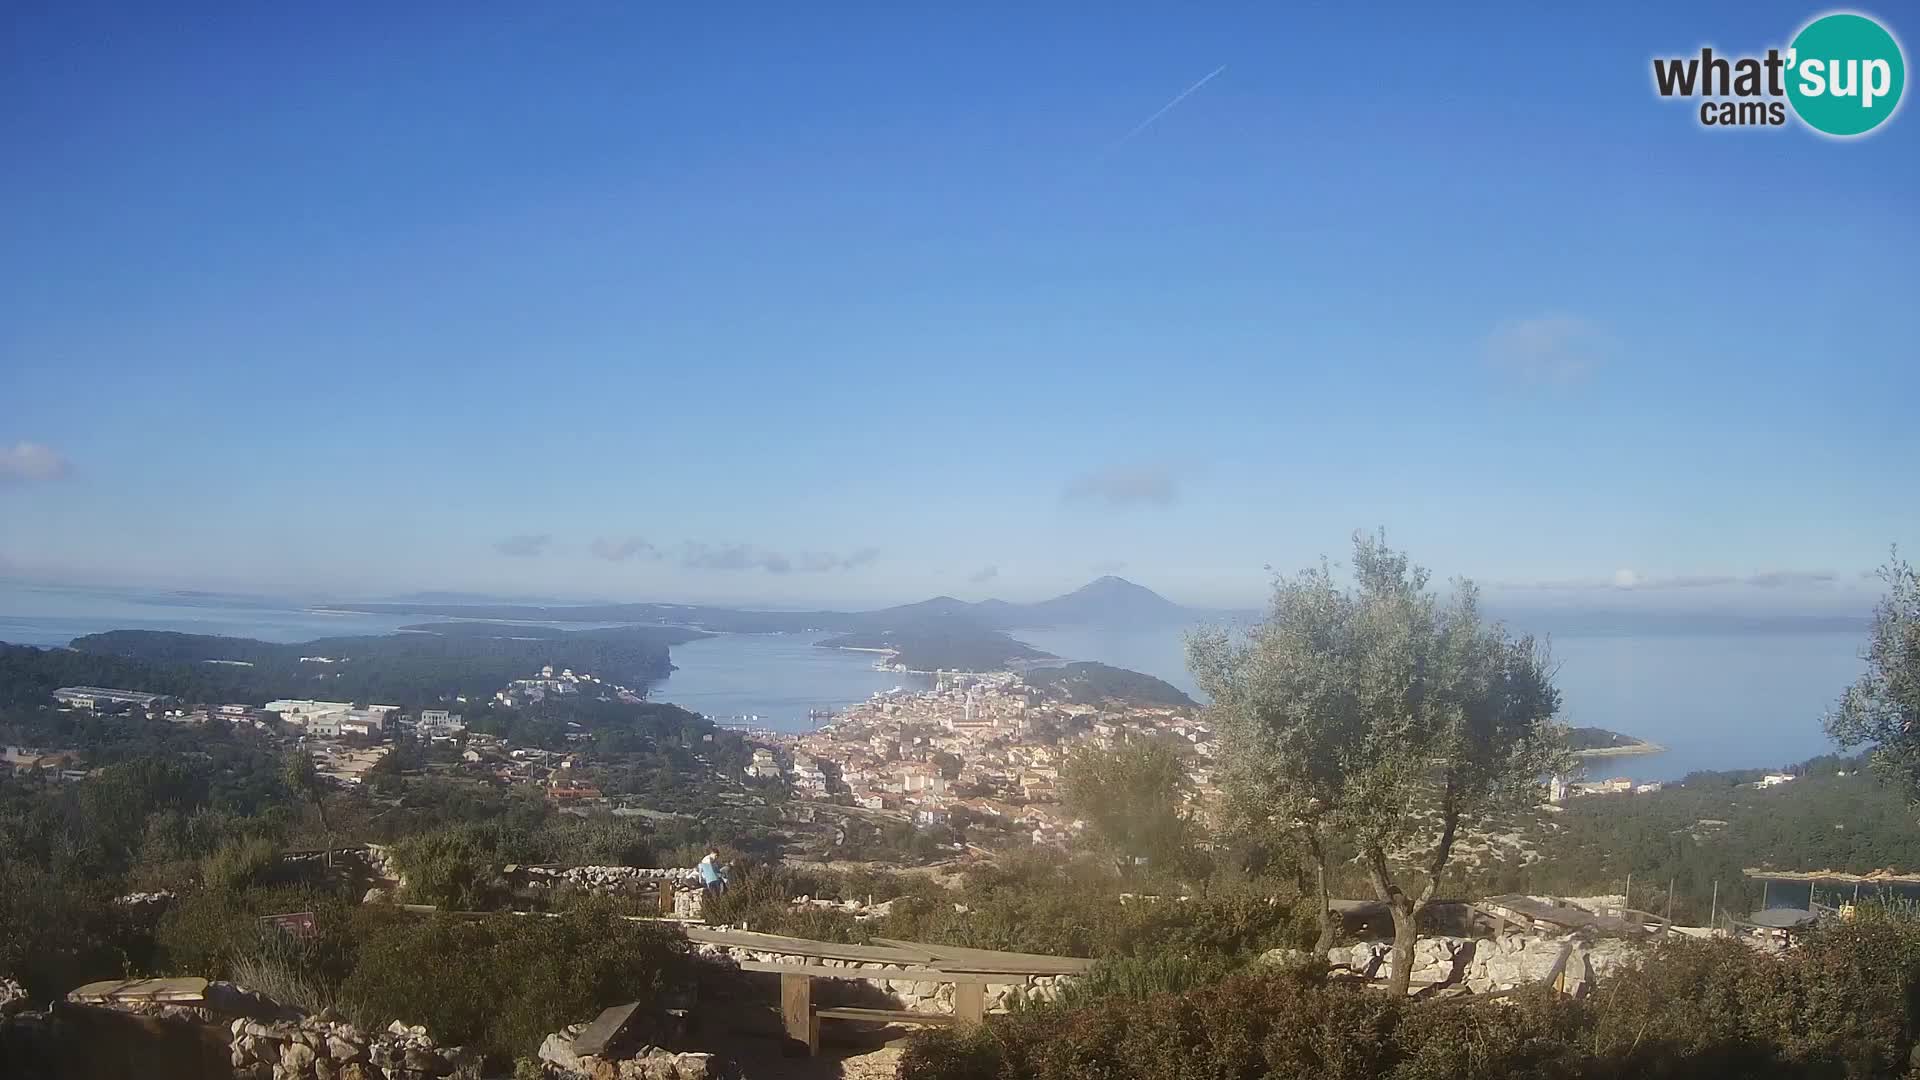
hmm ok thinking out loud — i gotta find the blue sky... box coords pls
[1,2,1914,612]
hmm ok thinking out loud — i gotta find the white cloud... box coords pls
[493,534,552,558]
[0,441,72,484]
[1063,462,1181,507]
[677,542,879,574]
[590,536,658,562]
[1483,315,1611,383]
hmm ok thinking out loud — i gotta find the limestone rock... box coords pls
[1256,948,1315,969]
[281,1039,316,1072]
[540,1030,587,1074]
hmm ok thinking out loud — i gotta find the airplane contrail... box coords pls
[1105,64,1228,154]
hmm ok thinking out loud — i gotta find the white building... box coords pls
[744,748,782,780]
[417,709,466,737]
[264,699,355,727]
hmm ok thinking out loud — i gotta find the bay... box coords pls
[1018,623,1869,784]
[0,583,1872,781]
[647,633,931,729]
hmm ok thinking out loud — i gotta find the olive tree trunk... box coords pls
[1309,836,1335,956]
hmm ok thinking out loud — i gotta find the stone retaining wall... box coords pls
[1326,934,1639,995]
[694,945,1074,1014]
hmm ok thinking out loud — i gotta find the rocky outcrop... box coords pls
[1326,934,1642,997]
[226,1014,479,1079]
[533,1022,722,1080]
[0,977,29,1020]
[1326,937,1474,988]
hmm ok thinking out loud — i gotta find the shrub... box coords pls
[391,828,506,910]
[200,835,282,894]
[338,904,691,1063]
[1055,951,1243,1006]
[898,922,1920,1080]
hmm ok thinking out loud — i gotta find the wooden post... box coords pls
[954,981,985,1028]
[1624,873,1632,916]
[1710,881,1718,929]
[657,882,675,917]
[1666,879,1674,930]
[780,973,816,1056]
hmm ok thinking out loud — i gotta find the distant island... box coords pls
[815,624,1056,673]
[331,574,1200,633]
[1568,726,1665,756]
[0,623,705,708]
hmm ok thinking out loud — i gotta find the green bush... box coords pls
[1054,951,1244,1006]
[152,885,400,988]
[200,835,283,894]
[391,828,506,910]
[338,904,691,1063]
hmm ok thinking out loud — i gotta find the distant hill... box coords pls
[1568,726,1660,754]
[333,575,1198,633]
[815,625,1055,673]
[1024,662,1195,708]
[866,575,1191,629]
[10,624,706,707]
[1017,576,1190,626]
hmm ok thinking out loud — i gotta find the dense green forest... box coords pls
[0,622,703,708]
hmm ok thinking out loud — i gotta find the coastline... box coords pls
[1575,741,1668,759]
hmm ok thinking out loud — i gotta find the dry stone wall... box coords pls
[226,1014,480,1079]
[1322,934,1641,996]
[694,945,1072,1013]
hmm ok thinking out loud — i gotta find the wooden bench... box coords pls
[766,965,987,1055]
[694,930,1090,1056]
[814,1007,958,1026]
[807,1006,958,1051]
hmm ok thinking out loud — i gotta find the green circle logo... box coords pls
[1786,13,1906,136]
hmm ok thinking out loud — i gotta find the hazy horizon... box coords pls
[0,572,1883,626]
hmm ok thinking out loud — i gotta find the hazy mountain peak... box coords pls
[1025,575,1186,625]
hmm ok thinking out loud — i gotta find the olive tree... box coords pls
[282,750,333,864]
[1825,552,1920,798]
[1189,532,1567,995]
[1060,737,1193,878]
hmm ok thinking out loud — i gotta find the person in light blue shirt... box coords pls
[697,847,727,897]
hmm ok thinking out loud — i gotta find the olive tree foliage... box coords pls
[1060,737,1193,877]
[1188,533,1568,995]
[1825,553,1920,800]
